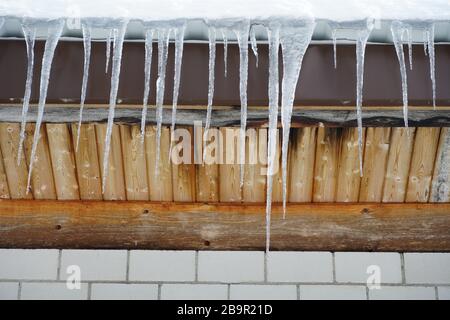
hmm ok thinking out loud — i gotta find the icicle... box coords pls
[355,20,374,176]
[222,29,228,77]
[27,19,64,192]
[105,29,112,73]
[423,30,428,56]
[101,21,128,193]
[140,29,153,143]
[332,28,337,68]
[406,26,413,70]
[203,26,216,157]
[233,21,250,188]
[154,28,170,176]
[279,19,315,215]
[426,24,436,109]
[75,23,92,152]
[391,21,409,128]
[0,18,4,30]
[17,22,37,165]
[265,23,280,253]
[250,26,258,67]
[169,23,186,153]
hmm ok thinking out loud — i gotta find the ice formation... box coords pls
[140,29,153,143]
[204,26,216,155]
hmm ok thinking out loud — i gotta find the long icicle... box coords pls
[75,23,92,152]
[203,26,216,159]
[140,29,153,143]
[101,21,128,193]
[222,29,228,77]
[105,29,112,73]
[332,28,337,68]
[250,26,258,67]
[407,25,413,70]
[17,22,37,165]
[279,20,315,216]
[391,21,409,128]
[265,23,280,253]
[426,23,436,109]
[27,19,64,193]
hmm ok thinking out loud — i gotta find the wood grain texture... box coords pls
[0,147,10,199]
[1,200,450,251]
[195,127,219,202]
[430,128,450,202]
[219,128,242,202]
[243,129,266,202]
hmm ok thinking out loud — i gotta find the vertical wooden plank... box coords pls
[405,127,440,203]
[24,123,56,199]
[382,128,415,202]
[243,128,266,202]
[119,125,149,200]
[336,128,365,202]
[0,123,32,199]
[0,147,10,199]
[145,126,173,201]
[219,127,242,202]
[195,127,219,202]
[288,127,317,202]
[359,127,391,202]
[271,129,283,202]
[430,128,450,202]
[96,123,126,200]
[171,126,196,202]
[313,127,341,202]
[46,124,80,200]
[71,123,102,200]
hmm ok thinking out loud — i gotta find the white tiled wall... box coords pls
[0,250,449,300]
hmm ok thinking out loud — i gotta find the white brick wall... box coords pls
[0,249,448,300]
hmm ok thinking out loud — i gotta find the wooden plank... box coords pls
[382,128,416,202]
[1,200,450,251]
[171,127,196,202]
[405,127,441,202]
[271,129,283,202]
[0,123,32,199]
[144,126,173,201]
[336,128,364,202]
[119,125,149,201]
[71,123,103,200]
[95,124,126,200]
[195,127,219,202]
[243,128,266,202]
[430,128,450,202]
[219,128,242,202]
[288,127,317,202]
[313,127,342,202]
[359,128,391,202]
[23,124,56,200]
[0,147,10,199]
[46,124,80,200]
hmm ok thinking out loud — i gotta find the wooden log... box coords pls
[219,128,242,202]
[405,128,441,202]
[119,125,149,200]
[1,200,450,251]
[195,127,219,202]
[430,128,450,202]
[71,123,102,200]
[243,129,267,202]
[0,123,32,199]
[0,147,10,199]
[46,124,80,200]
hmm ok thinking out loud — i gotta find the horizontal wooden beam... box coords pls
[0,200,450,251]
[0,106,449,127]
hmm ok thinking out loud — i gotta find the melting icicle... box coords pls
[406,26,413,70]
[140,29,153,143]
[27,19,64,192]
[265,23,280,253]
[203,26,216,157]
[423,30,428,56]
[154,28,170,176]
[391,21,409,128]
[222,29,228,77]
[75,23,92,152]
[105,29,112,73]
[250,26,258,67]
[426,24,436,109]
[332,28,337,68]
[17,22,37,165]
[279,19,315,215]
[101,21,128,193]
[234,21,250,188]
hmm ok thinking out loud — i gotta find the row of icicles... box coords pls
[5,17,438,252]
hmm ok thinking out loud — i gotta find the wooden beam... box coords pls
[0,200,449,251]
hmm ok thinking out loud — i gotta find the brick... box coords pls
[267,252,332,283]
[369,286,435,300]
[60,250,127,281]
[438,287,450,300]
[129,250,195,282]
[91,283,158,300]
[0,282,19,300]
[161,284,228,300]
[300,285,366,300]
[230,285,297,300]
[0,249,59,280]
[20,282,88,300]
[404,253,450,284]
[198,251,264,283]
[335,252,402,283]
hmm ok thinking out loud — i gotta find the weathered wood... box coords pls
[431,128,450,202]
[0,147,10,199]
[1,200,450,251]
[1,106,450,127]
[195,127,219,202]
[243,129,266,202]
[219,128,242,202]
